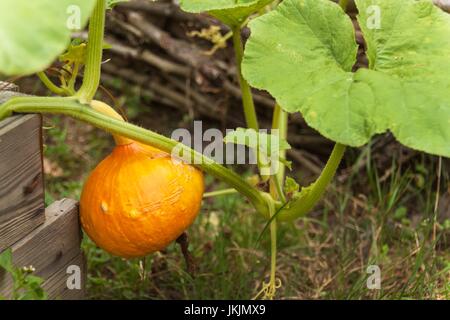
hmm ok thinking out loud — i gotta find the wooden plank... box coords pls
[43,253,86,300]
[0,199,83,298]
[0,84,25,105]
[0,81,18,92]
[0,114,45,250]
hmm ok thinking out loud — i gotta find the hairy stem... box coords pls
[268,197,278,299]
[260,103,288,299]
[203,188,238,198]
[68,61,80,93]
[253,194,279,300]
[76,0,106,102]
[232,28,259,131]
[271,103,288,197]
[36,72,69,96]
[0,96,271,218]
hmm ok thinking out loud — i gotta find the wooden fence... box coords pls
[0,83,85,299]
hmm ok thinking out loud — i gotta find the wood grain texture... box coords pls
[42,253,86,300]
[0,81,18,92]
[0,114,45,250]
[0,199,84,299]
[0,83,25,105]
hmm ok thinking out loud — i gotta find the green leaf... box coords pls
[0,0,97,76]
[224,127,291,154]
[23,275,47,300]
[279,158,292,170]
[0,249,13,273]
[106,0,129,10]
[355,0,450,157]
[242,0,450,157]
[179,0,274,27]
[224,127,291,175]
[284,176,299,195]
[242,0,370,145]
[59,40,111,64]
[59,42,87,64]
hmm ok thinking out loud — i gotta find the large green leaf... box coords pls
[179,0,274,27]
[0,0,96,76]
[242,0,450,157]
[242,0,376,145]
[356,0,450,156]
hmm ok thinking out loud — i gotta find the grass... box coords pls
[81,170,449,299]
[42,97,449,300]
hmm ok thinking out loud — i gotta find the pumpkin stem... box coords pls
[89,100,132,145]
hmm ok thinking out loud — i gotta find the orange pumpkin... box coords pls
[80,101,204,258]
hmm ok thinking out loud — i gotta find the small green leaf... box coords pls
[224,128,291,175]
[279,158,292,170]
[0,249,13,273]
[0,0,97,76]
[224,127,291,155]
[18,274,48,300]
[179,0,274,27]
[284,176,299,195]
[393,206,408,221]
[106,0,129,10]
[59,42,87,64]
[59,40,111,64]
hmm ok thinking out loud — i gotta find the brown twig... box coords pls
[107,37,191,76]
[118,0,199,21]
[127,11,223,80]
[176,232,196,276]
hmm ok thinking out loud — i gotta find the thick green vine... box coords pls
[76,0,106,103]
[276,143,346,221]
[232,27,259,131]
[1,0,346,230]
[0,96,271,218]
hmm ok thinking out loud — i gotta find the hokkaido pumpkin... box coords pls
[80,101,204,258]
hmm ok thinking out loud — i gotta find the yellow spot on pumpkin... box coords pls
[129,208,140,219]
[101,201,108,213]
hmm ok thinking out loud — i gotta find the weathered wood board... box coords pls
[0,114,45,250]
[0,199,85,300]
[42,253,86,300]
[0,83,86,299]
